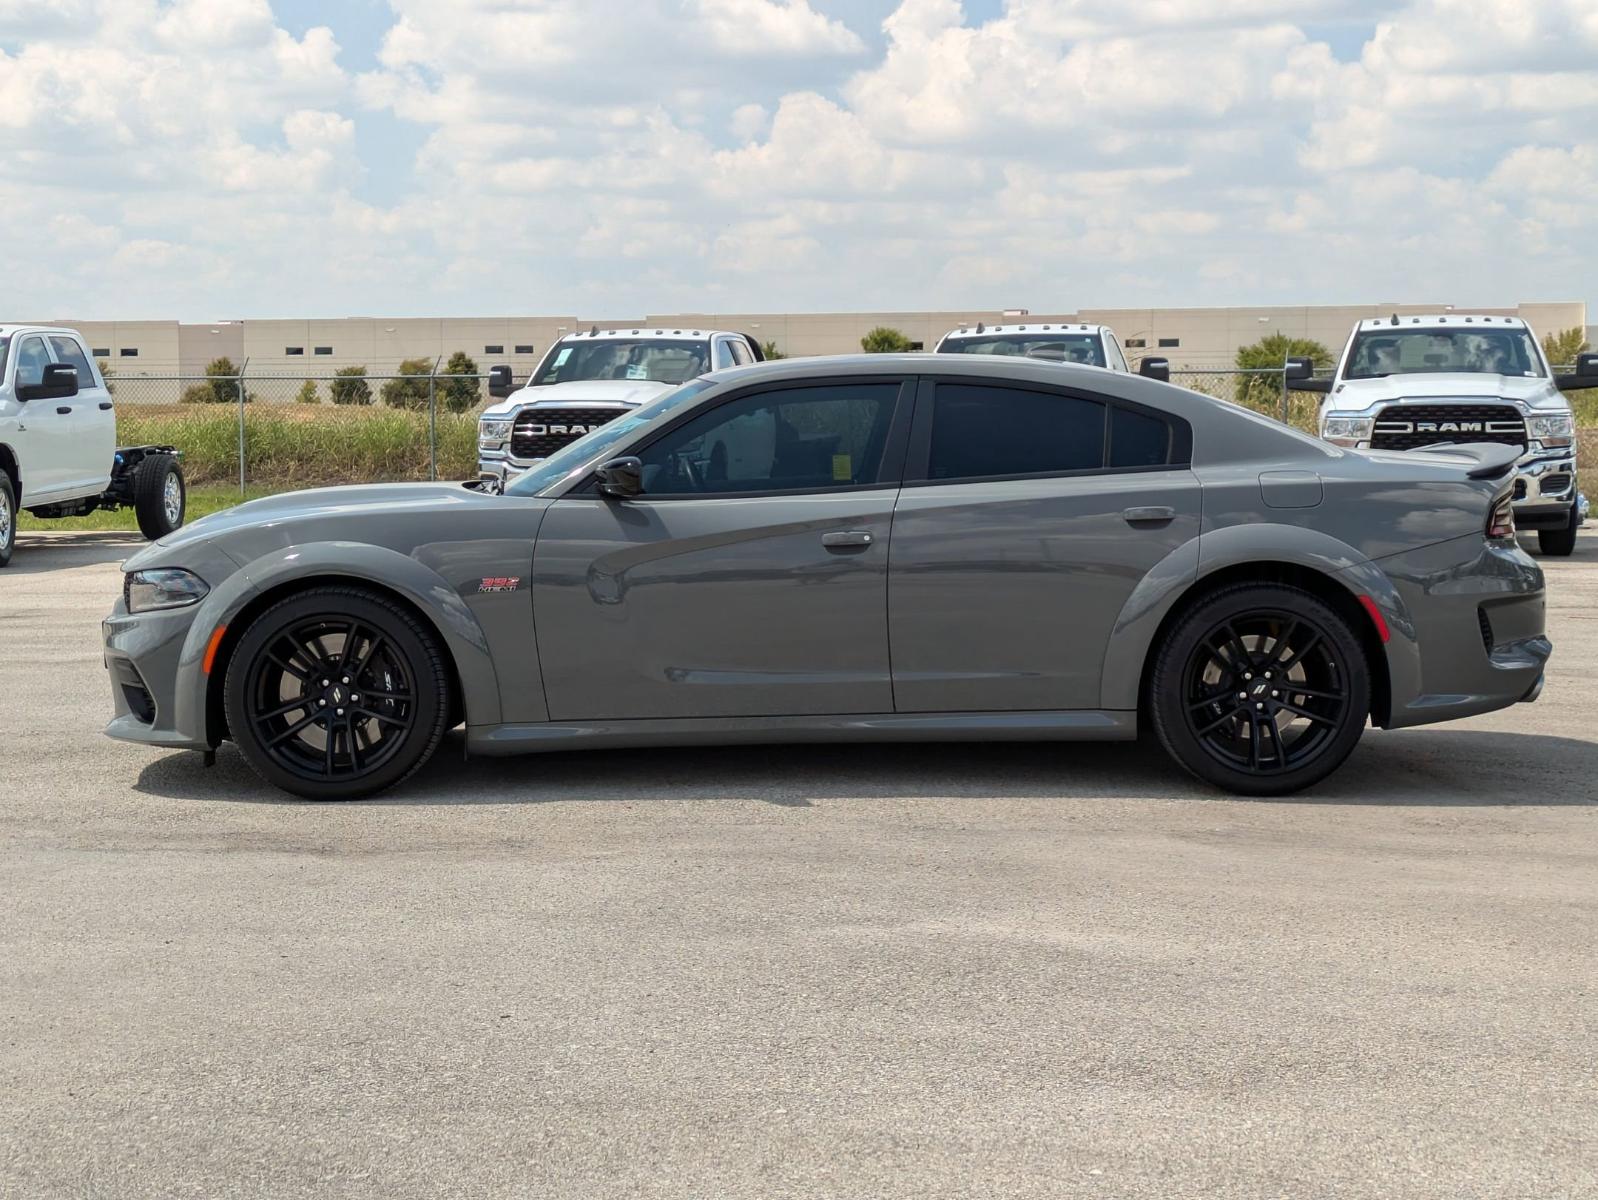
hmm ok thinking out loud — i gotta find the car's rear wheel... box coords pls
[1537,503,1578,557]
[133,453,185,541]
[1149,584,1370,796]
[224,586,450,800]
[0,473,15,568]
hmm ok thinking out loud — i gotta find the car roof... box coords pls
[0,324,80,338]
[1352,315,1528,332]
[940,322,1110,338]
[555,327,745,343]
[703,353,1136,391]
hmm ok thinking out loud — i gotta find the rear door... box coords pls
[533,378,913,720]
[889,377,1200,712]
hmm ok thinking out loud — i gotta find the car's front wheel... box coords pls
[224,586,451,800]
[1537,503,1578,557]
[1148,584,1371,796]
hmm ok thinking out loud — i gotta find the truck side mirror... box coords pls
[17,363,79,402]
[595,456,644,498]
[1553,352,1598,392]
[1284,356,1314,381]
[1138,356,1170,383]
[487,365,515,399]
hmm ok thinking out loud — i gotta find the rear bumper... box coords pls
[1364,535,1550,729]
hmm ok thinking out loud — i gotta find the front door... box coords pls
[9,335,74,499]
[889,378,1201,712]
[533,379,912,720]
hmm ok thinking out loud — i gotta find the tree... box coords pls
[203,356,244,404]
[1541,327,1589,369]
[1234,333,1333,408]
[330,365,373,406]
[438,350,480,413]
[381,358,433,410]
[760,339,787,361]
[296,380,319,405]
[860,326,914,354]
[97,360,116,397]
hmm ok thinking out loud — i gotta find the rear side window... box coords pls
[927,383,1104,480]
[1109,405,1174,467]
[49,336,96,387]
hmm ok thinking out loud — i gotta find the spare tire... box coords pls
[133,453,185,541]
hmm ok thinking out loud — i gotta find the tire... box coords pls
[0,473,15,568]
[1537,504,1578,557]
[133,453,185,541]
[1148,583,1371,796]
[224,586,451,800]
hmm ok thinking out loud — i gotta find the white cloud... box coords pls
[1,0,1594,320]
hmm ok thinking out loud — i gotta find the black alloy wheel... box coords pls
[225,587,450,799]
[1150,584,1371,795]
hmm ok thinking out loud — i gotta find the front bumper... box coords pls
[102,599,211,752]
[477,448,540,485]
[1509,453,1578,529]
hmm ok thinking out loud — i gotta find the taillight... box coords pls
[1487,491,1515,540]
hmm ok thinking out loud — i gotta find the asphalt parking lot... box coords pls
[2,529,1595,1199]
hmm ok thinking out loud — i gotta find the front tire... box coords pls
[133,453,185,541]
[0,473,15,568]
[1537,503,1578,557]
[1148,584,1371,796]
[224,586,451,800]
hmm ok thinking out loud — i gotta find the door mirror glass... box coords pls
[595,456,645,498]
[18,362,79,402]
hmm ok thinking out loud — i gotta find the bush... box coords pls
[181,384,215,405]
[330,365,373,406]
[1234,333,1333,412]
[860,326,914,354]
[760,340,787,361]
[296,381,319,405]
[381,358,433,411]
[439,350,480,413]
[205,356,244,404]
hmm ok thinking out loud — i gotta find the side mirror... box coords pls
[17,363,80,402]
[1284,356,1314,381]
[595,456,644,498]
[1138,356,1170,383]
[487,365,515,399]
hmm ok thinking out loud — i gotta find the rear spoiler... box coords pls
[1407,442,1521,481]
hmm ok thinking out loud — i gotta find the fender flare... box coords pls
[168,541,502,745]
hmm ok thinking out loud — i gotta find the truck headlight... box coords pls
[478,417,514,449]
[1527,413,1574,448]
[1321,414,1374,447]
[124,568,209,613]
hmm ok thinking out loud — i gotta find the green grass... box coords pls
[18,485,270,533]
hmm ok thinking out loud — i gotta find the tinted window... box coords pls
[14,336,51,388]
[48,336,96,387]
[637,383,901,495]
[928,384,1104,480]
[1109,406,1174,467]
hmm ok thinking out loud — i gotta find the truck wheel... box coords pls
[1537,504,1578,557]
[1148,583,1371,796]
[0,474,14,568]
[133,453,185,541]
[224,586,451,800]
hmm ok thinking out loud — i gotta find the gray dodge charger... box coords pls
[103,355,1550,799]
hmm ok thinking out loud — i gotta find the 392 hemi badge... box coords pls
[478,576,522,594]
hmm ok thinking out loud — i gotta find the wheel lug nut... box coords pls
[336,708,344,717]
[1243,672,1253,681]
[351,694,360,703]
[1255,703,1264,711]
[1271,690,1279,698]
[1237,691,1247,700]
[319,700,326,707]
[341,677,350,685]
[321,679,329,687]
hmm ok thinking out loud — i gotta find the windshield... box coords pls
[505,378,718,497]
[1344,328,1544,380]
[939,333,1105,367]
[532,338,708,386]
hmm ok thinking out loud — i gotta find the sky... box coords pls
[1,0,1594,321]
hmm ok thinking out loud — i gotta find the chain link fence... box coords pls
[103,366,1591,498]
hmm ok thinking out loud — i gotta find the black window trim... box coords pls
[557,376,917,501]
[900,374,1193,488]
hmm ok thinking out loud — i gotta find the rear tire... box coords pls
[0,474,15,568]
[133,453,185,541]
[1537,504,1578,557]
[224,586,451,800]
[1148,583,1370,796]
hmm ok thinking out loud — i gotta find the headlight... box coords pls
[478,417,514,449]
[1321,414,1374,447]
[1527,412,1574,448]
[124,568,210,613]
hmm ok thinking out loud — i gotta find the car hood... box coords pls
[125,482,494,570]
[479,378,674,417]
[1326,373,1568,412]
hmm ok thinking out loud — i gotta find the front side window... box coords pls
[927,383,1105,481]
[14,336,51,388]
[939,333,1106,368]
[1104,336,1129,372]
[730,339,754,367]
[635,382,902,496]
[48,336,96,387]
[1344,327,1543,379]
[533,339,709,386]
[712,340,736,371]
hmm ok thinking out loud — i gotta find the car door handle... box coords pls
[1122,506,1176,524]
[56,406,73,414]
[99,402,113,411]
[821,530,874,549]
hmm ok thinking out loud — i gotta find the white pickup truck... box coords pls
[0,324,186,567]
[934,321,1172,382]
[1292,314,1592,556]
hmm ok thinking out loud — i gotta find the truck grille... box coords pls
[1369,403,1526,452]
[509,407,626,460]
